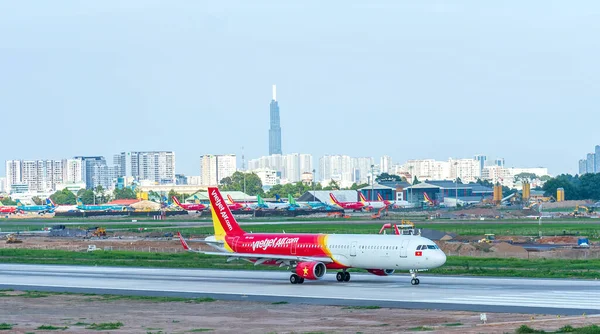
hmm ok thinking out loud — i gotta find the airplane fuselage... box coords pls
[212,233,445,271]
[336,202,364,211]
[178,203,207,211]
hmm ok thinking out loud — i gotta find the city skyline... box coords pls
[2,2,599,176]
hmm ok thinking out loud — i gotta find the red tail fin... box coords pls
[359,192,367,202]
[208,187,244,236]
[377,193,384,201]
[177,232,191,250]
[227,194,236,204]
[329,193,340,204]
[172,196,182,206]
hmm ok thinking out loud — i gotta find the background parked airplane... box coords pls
[178,187,446,285]
[76,198,126,212]
[255,195,291,210]
[0,201,16,214]
[358,192,389,210]
[225,195,249,211]
[16,199,55,214]
[329,193,364,211]
[172,196,206,212]
[288,194,334,210]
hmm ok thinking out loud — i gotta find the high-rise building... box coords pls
[449,158,481,183]
[380,156,393,174]
[399,159,450,181]
[586,153,596,174]
[474,155,487,174]
[253,168,280,188]
[0,177,6,193]
[64,158,85,184]
[268,85,282,155]
[249,153,312,184]
[5,160,21,193]
[5,159,80,193]
[317,155,373,187]
[75,156,118,190]
[200,154,237,186]
[579,159,588,175]
[114,151,176,184]
[595,145,600,173]
[494,158,505,167]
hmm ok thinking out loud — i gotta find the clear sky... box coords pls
[1,1,598,176]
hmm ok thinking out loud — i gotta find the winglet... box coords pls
[177,232,191,251]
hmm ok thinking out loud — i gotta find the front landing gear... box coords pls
[290,274,305,284]
[336,271,350,282]
[410,270,420,285]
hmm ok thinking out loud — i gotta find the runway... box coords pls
[0,264,599,315]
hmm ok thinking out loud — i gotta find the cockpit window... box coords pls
[416,245,422,250]
[427,245,438,250]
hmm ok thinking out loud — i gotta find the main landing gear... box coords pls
[290,274,305,284]
[336,271,350,282]
[410,270,420,285]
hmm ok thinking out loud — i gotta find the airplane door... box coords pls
[350,241,357,257]
[399,240,409,258]
[291,240,297,255]
[232,237,240,253]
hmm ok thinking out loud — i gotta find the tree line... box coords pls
[542,173,600,201]
[48,186,138,205]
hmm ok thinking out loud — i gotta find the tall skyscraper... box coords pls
[269,85,282,155]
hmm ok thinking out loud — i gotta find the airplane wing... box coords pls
[202,251,333,263]
[177,232,333,264]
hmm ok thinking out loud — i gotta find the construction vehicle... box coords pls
[478,234,495,243]
[85,227,107,238]
[371,206,388,220]
[573,205,593,216]
[6,234,23,244]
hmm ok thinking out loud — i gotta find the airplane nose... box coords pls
[438,251,447,267]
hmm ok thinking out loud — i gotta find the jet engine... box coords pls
[295,261,327,280]
[367,269,395,276]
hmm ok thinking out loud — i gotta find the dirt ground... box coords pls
[0,291,598,334]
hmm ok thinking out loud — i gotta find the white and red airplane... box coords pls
[178,187,446,285]
[329,193,365,211]
[359,192,390,210]
[172,196,207,212]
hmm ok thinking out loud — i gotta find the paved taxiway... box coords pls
[1,264,599,315]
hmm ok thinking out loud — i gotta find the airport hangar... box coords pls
[357,181,494,205]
